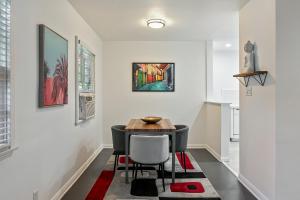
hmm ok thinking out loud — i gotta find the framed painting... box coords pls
[38,24,68,107]
[132,63,175,92]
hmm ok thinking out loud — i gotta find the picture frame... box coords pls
[38,24,68,107]
[132,63,175,92]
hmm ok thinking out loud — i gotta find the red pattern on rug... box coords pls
[85,170,114,200]
[119,156,133,164]
[176,152,195,170]
[170,182,205,193]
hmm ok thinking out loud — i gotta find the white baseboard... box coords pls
[188,144,221,162]
[103,144,113,148]
[50,144,104,200]
[222,161,238,177]
[238,174,269,200]
[201,144,221,161]
[221,156,229,162]
[187,144,206,149]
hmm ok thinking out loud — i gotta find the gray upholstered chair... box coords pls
[111,125,126,172]
[170,125,189,173]
[130,135,169,191]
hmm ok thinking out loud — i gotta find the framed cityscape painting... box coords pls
[38,24,68,107]
[132,63,175,92]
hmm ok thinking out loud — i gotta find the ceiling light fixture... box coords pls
[147,19,166,29]
[225,43,232,48]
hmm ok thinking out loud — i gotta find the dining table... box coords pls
[124,118,177,184]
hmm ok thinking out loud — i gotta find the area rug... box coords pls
[86,152,221,200]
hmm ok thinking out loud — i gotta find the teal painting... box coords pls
[39,25,68,107]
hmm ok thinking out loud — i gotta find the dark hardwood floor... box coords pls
[62,148,257,200]
[189,149,256,200]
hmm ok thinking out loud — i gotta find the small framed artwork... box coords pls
[132,63,175,92]
[38,24,68,107]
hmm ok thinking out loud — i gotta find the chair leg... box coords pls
[161,163,165,192]
[132,163,135,178]
[183,151,187,173]
[135,163,138,179]
[113,154,117,172]
[158,164,161,172]
[180,152,183,163]
[115,154,119,168]
[140,164,143,176]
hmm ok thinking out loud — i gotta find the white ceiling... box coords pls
[69,0,247,41]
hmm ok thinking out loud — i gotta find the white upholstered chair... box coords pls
[130,135,169,191]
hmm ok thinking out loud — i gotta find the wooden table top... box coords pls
[125,119,176,132]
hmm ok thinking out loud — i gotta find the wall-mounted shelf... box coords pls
[233,71,268,87]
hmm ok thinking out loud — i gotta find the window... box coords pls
[75,36,95,124]
[77,41,95,93]
[0,0,11,152]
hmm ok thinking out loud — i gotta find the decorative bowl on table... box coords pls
[141,116,162,124]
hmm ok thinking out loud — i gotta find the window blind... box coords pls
[0,0,11,152]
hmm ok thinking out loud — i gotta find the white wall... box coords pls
[103,41,206,147]
[276,1,300,199]
[204,103,221,158]
[206,41,214,100]
[212,50,239,104]
[239,0,276,199]
[0,0,103,200]
[204,102,232,161]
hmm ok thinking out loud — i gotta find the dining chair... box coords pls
[170,125,189,173]
[111,125,126,172]
[130,135,169,191]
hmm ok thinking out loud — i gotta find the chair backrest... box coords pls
[130,135,169,164]
[175,125,189,152]
[111,125,126,153]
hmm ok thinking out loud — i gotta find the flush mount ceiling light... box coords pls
[147,19,166,29]
[225,43,232,48]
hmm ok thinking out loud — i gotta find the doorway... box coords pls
[208,40,240,176]
[224,105,239,175]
